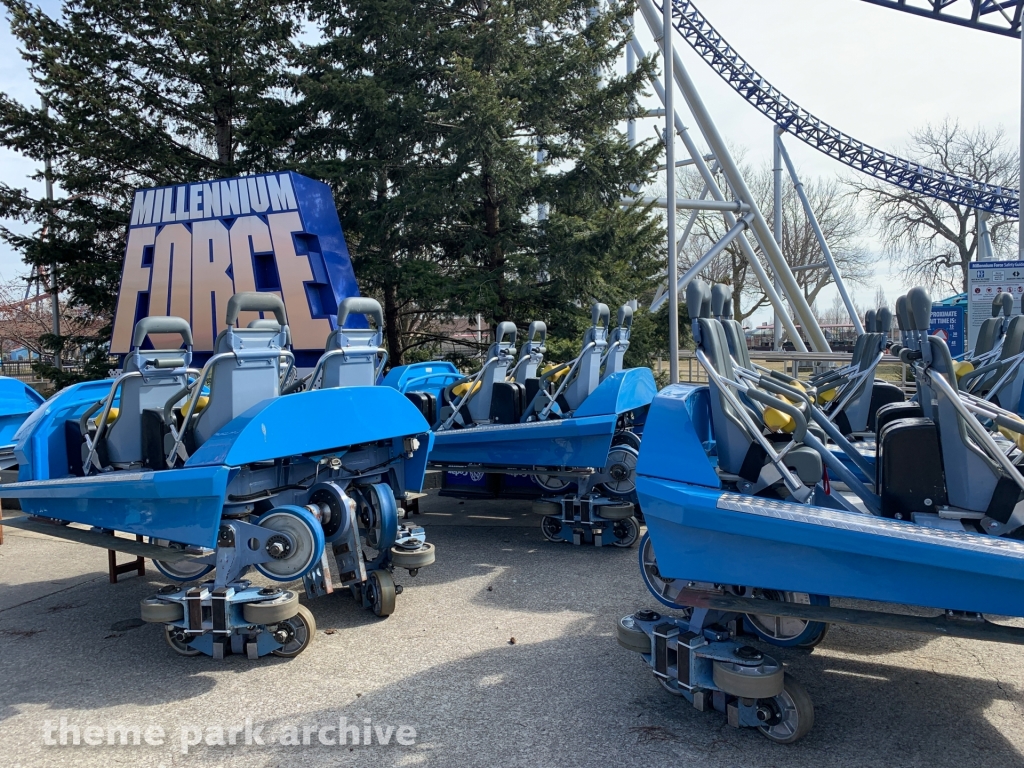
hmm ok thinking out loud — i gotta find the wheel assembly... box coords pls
[354,484,399,568]
[638,533,688,610]
[241,590,299,624]
[744,590,830,648]
[541,515,565,543]
[389,541,435,569]
[534,473,572,493]
[253,506,326,581]
[609,516,640,548]
[366,569,397,617]
[599,444,639,497]
[756,673,815,744]
[270,605,317,658]
[149,539,214,581]
[164,627,201,657]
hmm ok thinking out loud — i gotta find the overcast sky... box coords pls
[0,0,1020,324]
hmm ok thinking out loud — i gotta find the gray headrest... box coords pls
[132,315,193,349]
[338,296,384,329]
[995,292,1014,318]
[495,321,517,346]
[616,305,633,329]
[526,320,546,345]
[877,307,892,334]
[711,283,732,319]
[591,303,610,328]
[685,280,712,319]
[907,287,932,332]
[895,295,909,332]
[864,309,877,334]
[227,292,287,326]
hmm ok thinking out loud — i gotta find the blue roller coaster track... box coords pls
[660,0,1020,218]
[861,1,1022,38]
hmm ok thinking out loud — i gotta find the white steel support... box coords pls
[772,126,783,351]
[637,0,830,352]
[661,0,679,382]
[776,134,864,335]
[627,34,809,352]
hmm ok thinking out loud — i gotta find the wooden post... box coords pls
[107,534,146,583]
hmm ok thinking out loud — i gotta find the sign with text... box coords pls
[111,172,360,362]
[929,304,965,359]
[967,260,1024,353]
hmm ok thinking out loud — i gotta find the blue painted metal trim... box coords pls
[667,0,1019,217]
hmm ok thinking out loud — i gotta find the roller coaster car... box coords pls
[0,376,44,471]
[617,283,1024,743]
[0,292,434,660]
[385,303,657,547]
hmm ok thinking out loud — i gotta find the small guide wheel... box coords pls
[164,627,201,657]
[756,673,815,744]
[367,570,397,617]
[270,605,317,658]
[610,517,640,548]
[389,541,435,569]
[140,597,184,623]
[242,590,299,624]
[541,515,565,543]
[615,614,651,653]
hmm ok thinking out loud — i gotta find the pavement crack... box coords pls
[0,574,107,615]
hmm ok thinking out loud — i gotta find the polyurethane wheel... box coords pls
[534,474,572,492]
[164,627,201,656]
[389,542,435,569]
[367,570,397,617]
[610,517,641,548]
[615,615,651,653]
[599,444,639,497]
[242,590,299,624]
[271,605,317,658]
[140,597,184,623]
[149,538,214,581]
[541,515,565,543]
[659,678,686,696]
[757,673,815,744]
[712,657,785,699]
[744,591,830,648]
[596,501,634,521]
[531,499,562,516]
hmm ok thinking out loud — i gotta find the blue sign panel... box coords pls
[111,171,361,365]
[929,304,965,358]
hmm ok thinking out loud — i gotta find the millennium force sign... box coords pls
[111,171,360,361]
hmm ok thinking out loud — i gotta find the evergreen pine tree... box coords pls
[0,0,302,385]
[298,0,664,365]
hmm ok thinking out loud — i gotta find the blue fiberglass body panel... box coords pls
[636,384,1024,617]
[186,387,431,471]
[572,367,658,418]
[383,362,462,400]
[0,377,44,447]
[1,467,232,548]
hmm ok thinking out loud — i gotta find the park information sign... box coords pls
[928,304,965,358]
[967,260,1024,353]
[111,171,360,363]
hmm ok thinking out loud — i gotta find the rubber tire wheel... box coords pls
[242,590,299,624]
[610,517,641,548]
[616,615,651,653]
[271,605,317,658]
[712,659,785,699]
[541,515,565,543]
[389,542,435,569]
[596,502,634,521]
[164,627,201,656]
[368,570,397,617]
[141,598,184,623]
[758,673,815,744]
[531,499,562,516]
